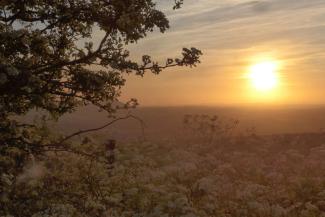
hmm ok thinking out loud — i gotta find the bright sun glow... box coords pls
[249,61,278,91]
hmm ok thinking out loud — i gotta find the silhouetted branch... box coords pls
[58,113,145,145]
[40,113,145,162]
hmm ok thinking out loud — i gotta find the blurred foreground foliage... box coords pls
[1,128,325,217]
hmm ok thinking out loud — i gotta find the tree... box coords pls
[0,0,202,216]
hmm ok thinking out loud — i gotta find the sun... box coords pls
[249,61,279,91]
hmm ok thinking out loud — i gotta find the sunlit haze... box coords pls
[248,61,278,92]
[113,0,325,106]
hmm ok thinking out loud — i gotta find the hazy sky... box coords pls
[119,0,325,106]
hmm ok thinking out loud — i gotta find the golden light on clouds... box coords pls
[122,0,325,106]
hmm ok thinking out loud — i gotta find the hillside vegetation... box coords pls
[3,121,325,217]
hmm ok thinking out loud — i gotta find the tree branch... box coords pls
[33,33,110,73]
[39,113,145,162]
[58,113,145,145]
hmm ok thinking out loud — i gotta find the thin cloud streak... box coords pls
[122,0,325,105]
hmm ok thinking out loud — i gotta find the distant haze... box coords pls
[56,105,325,141]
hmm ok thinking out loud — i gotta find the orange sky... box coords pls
[109,0,325,106]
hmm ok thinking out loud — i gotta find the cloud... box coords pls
[123,0,325,105]
[135,0,325,62]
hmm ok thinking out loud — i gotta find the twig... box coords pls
[58,113,145,145]
[39,113,145,162]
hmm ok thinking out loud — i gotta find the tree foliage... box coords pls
[0,1,201,216]
[0,0,201,117]
[0,0,202,163]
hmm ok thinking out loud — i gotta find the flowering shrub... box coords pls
[2,130,325,216]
